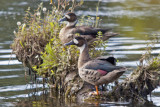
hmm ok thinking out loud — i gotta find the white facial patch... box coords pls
[78,44,86,53]
[73,38,79,44]
[65,15,70,19]
[67,20,78,27]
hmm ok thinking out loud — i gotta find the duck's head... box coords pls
[64,37,87,53]
[59,12,78,27]
[64,36,86,47]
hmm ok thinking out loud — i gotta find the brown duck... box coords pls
[59,12,118,46]
[64,36,126,95]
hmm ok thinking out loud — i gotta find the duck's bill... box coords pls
[59,17,67,23]
[64,41,76,46]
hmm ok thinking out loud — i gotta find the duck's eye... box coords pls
[73,39,79,44]
[65,15,70,19]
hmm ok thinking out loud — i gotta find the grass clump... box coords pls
[11,3,62,70]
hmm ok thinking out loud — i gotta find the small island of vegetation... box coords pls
[11,0,160,105]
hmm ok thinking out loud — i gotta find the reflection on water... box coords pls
[0,0,160,106]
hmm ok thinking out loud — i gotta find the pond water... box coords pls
[0,0,160,106]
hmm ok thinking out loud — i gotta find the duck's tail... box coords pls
[116,67,126,75]
[95,28,112,34]
[95,67,126,86]
[102,32,119,41]
[88,32,118,47]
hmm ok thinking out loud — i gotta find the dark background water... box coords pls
[0,0,160,106]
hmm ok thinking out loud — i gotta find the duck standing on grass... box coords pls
[64,36,126,95]
[59,12,118,46]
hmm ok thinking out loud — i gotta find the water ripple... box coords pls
[0,75,20,79]
[106,44,160,50]
[0,68,23,72]
[109,49,160,55]
[0,54,16,58]
[0,60,21,65]
[11,91,47,99]
[0,11,20,16]
[0,84,46,92]
[12,2,28,6]
[0,49,12,53]
[83,0,126,3]
[118,61,140,67]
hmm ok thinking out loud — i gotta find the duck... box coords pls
[59,12,118,46]
[64,36,126,95]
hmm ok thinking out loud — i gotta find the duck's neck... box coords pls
[66,20,78,27]
[78,43,90,68]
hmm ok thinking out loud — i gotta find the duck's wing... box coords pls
[96,56,116,65]
[82,59,123,73]
[72,26,111,36]
[86,32,118,46]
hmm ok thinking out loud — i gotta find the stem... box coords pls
[95,0,100,27]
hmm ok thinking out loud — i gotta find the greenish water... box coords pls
[0,0,160,106]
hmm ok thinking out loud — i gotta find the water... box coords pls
[0,0,160,106]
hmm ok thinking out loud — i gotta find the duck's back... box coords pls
[81,59,123,72]
[73,26,111,36]
[59,25,112,44]
[79,59,125,85]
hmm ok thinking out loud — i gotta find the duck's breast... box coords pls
[59,27,75,43]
